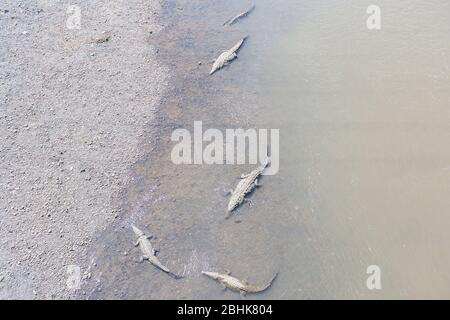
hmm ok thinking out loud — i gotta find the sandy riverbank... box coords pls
[0,0,167,299]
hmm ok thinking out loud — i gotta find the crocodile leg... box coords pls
[240,173,250,179]
[224,189,234,196]
[225,269,231,275]
[244,198,253,207]
[254,179,261,187]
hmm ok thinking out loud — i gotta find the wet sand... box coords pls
[85,0,279,300]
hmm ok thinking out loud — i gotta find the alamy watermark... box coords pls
[366,5,381,30]
[66,5,81,30]
[66,265,81,290]
[171,121,279,175]
[366,265,382,290]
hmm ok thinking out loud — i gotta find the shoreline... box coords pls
[0,0,167,299]
[83,1,277,300]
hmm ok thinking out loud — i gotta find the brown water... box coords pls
[87,0,450,299]
[256,0,450,298]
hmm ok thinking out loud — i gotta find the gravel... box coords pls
[0,0,167,299]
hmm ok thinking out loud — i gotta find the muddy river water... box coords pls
[87,0,450,299]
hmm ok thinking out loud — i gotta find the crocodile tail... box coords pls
[231,36,247,54]
[223,18,232,26]
[169,272,183,280]
[246,5,256,16]
[259,157,270,171]
[224,5,255,26]
[252,272,279,293]
[225,210,234,220]
[156,263,183,279]
[152,259,171,274]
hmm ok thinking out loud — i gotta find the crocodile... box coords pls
[93,31,110,44]
[132,225,181,279]
[226,158,270,217]
[210,37,247,75]
[202,270,278,296]
[223,5,255,26]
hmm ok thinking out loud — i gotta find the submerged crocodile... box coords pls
[223,5,255,26]
[210,37,247,75]
[132,225,181,279]
[202,270,278,296]
[226,158,270,217]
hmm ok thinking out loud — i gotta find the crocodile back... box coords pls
[228,166,263,211]
[223,275,246,291]
[244,164,265,189]
[139,237,154,257]
[229,37,246,54]
[228,179,247,211]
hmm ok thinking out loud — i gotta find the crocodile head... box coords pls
[227,202,237,213]
[201,271,221,280]
[227,195,240,213]
[131,224,145,238]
